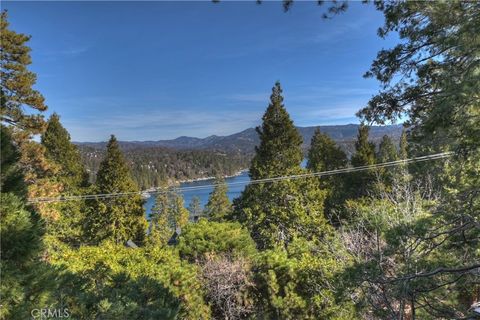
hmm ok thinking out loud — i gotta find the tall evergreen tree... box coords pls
[0,125,53,319]
[307,128,347,172]
[147,189,189,246]
[355,3,480,316]
[41,113,88,189]
[399,129,408,160]
[0,125,26,196]
[249,82,303,179]
[0,11,46,134]
[40,114,89,243]
[188,196,203,222]
[307,128,348,223]
[377,135,398,164]
[234,82,329,249]
[85,135,147,244]
[351,125,376,167]
[148,192,172,246]
[169,190,190,231]
[347,124,376,198]
[375,134,399,191]
[0,12,63,232]
[204,177,231,222]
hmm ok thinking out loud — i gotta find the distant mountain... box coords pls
[76,124,403,187]
[76,124,403,156]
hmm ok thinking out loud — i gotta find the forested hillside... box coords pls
[78,145,251,188]
[76,124,401,188]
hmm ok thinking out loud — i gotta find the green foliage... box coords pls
[203,177,231,221]
[0,193,42,264]
[40,114,90,244]
[147,190,189,246]
[0,125,26,196]
[84,135,147,244]
[177,219,257,261]
[307,128,347,172]
[0,11,46,134]
[41,113,88,189]
[342,167,479,318]
[238,178,329,250]
[249,81,303,179]
[255,237,355,319]
[169,191,190,230]
[0,193,55,320]
[375,135,399,190]
[346,124,376,199]
[235,82,329,249]
[354,2,480,317]
[188,196,202,221]
[79,144,251,189]
[2,4,477,319]
[49,243,210,319]
[377,135,398,163]
[359,1,480,155]
[147,192,173,246]
[399,129,408,160]
[307,128,348,224]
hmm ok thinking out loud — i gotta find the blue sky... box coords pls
[5,1,396,141]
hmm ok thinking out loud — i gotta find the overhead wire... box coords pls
[27,151,454,204]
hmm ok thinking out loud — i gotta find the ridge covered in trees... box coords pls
[78,144,251,189]
[1,2,478,319]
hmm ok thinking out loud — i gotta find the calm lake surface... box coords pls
[144,171,250,217]
[144,159,307,218]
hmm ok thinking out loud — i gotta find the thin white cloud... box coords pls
[64,108,262,142]
[40,45,90,57]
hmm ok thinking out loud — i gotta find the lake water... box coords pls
[144,171,250,217]
[144,159,307,218]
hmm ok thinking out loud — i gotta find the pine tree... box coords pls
[0,11,46,134]
[351,125,376,167]
[169,190,189,230]
[147,190,189,246]
[40,114,90,243]
[249,82,303,179]
[0,125,26,196]
[234,82,329,249]
[188,196,203,222]
[356,3,480,316]
[0,12,62,238]
[399,129,408,160]
[85,135,147,244]
[347,124,376,198]
[0,127,52,318]
[375,135,399,191]
[147,192,172,246]
[204,177,231,222]
[377,135,398,164]
[307,128,347,172]
[41,113,88,189]
[307,128,348,224]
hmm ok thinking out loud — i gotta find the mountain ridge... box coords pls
[75,124,403,154]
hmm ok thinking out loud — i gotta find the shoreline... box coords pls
[176,168,248,185]
[142,169,248,194]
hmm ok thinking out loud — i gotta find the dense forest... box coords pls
[76,125,401,190]
[76,124,401,189]
[1,2,479,320]
[78,144,251,189]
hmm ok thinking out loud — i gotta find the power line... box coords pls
[27,151,453,204]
